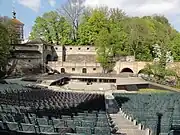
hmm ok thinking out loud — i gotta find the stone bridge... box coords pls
[115,61,180,74]
[48,61,180,75]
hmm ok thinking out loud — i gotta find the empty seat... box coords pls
[94,127,111,135]
[62,115,71,120]
[39,125,58,135]
[19,123,36,134]
[53,119,65,128]
[37,118,49,125]
[81,120,95,128]
[6,122,19,131]
[76,126,91,135]
[96,122,109,127]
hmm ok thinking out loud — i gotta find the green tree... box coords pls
[78,8,109,45]
[170,33,180,61]
[126,18,150,59]
[95,30,115,73]
[0,23,11,78]
[30,11,71,45]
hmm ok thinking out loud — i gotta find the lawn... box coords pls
[138,88,172,93]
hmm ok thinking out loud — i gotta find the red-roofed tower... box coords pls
[11,10,24,43]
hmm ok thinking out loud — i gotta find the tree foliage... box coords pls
[0,17,18,78]
[30,11,71,45]
[30,3,180,71]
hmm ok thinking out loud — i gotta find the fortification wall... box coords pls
[48,61,103,74]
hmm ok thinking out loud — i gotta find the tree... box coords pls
[78,7,110,45]
[0,23,11,78]
[58,0,85,42]
[126,18,150,59]
[30,11,71,45]
[170,34,180,61]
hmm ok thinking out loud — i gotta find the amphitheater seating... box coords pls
[0,106,113,135]
[113,93,179,135]
[0,84,116,135]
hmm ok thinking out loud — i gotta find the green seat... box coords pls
[81,120,95,128]
[62,115,72,120]
[66,120,75,130]
[76,126,91,135]
[37,118,49,125]
[53,119,65,128]
[96,122,109,127]
[73,120,81,127]
[0,121,5,129]
[94,127,111,135]
[66,133,85,135]
[19,123,36,134]
[39,125,59,135]
[6,122,19,131]
[74,116,84,121]
[29,117,36,125]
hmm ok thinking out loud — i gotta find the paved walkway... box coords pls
[110,111,147,135]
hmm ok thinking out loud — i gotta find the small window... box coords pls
[93,68,96,71]
[78,48,81,50]
[55,47,58,50]
[28,60,31,62]
[70,48,72,50]
[87,48,89,50]
[72,68,75,71]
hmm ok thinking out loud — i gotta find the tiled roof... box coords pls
[11,18,24,25]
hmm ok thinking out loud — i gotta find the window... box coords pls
[87,48,89,50]
[55,47,58,50]
[61,68,65,73]
[28,60,31,62]
[70,48,72,50]
[93,68,96,71]
[72,68,75,71]
[82,68,87,73]
[78,48,81,50]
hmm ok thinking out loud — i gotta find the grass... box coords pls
[138,88,172,93]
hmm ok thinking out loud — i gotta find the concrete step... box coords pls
[110,112,147,135]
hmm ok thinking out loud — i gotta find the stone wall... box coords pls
[48,61,103,74]
[54,45,96,63]
[66,54,96,62]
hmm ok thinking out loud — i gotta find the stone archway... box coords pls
[138,69,146,74]
[46,54,52,64]
[121,68,134,73]
[82,68,87,73]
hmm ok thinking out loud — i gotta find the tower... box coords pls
[11,1,24,44]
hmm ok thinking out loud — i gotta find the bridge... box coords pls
[114,61,180,74]
[48,61,180,75]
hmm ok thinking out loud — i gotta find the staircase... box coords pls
[110,111,147,135]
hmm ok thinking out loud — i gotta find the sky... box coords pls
[0,0,180,39]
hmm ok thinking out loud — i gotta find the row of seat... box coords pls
[0,84,105,117]
[0,83,112,135]
[113,93,180,135]
[0,110,113,135]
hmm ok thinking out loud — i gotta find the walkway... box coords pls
[110,111,147,135]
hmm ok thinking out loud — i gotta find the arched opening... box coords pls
[138,69,146,74]
[61,68,65,73]
[82,68,87,74]
[46,54,52,64]
[121,68,133,73]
